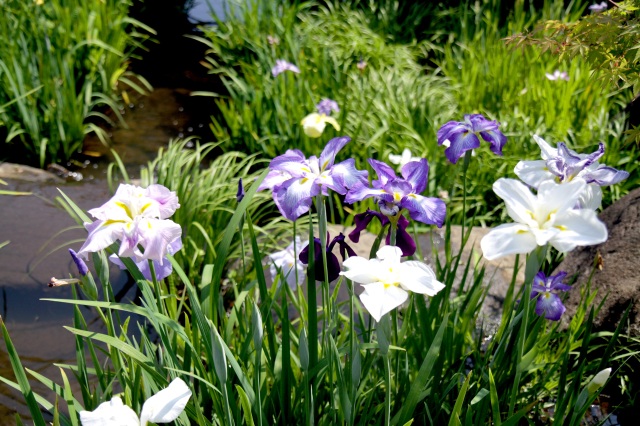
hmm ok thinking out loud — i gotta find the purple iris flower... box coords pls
[546,142,629,186]
[69,248,89,276]
[299,233,356,282]
[349,209,416,257]
[316,98,339,115]
[530,271,571,321]
[272,60,300,77]
[345,158,446,227]
[588,1,608,12]
[258,136,368,221]
[437,114,507,164]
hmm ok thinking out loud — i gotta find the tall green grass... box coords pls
[0,0,154,168]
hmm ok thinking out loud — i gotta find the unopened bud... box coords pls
[587,368,611,394]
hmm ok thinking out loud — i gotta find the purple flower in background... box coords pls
[545,70,570,81]
[349,210,416,257]
[530,271,571,321]
[299,233,356,282]
[258,136,368,221]
[589,1,608,12]
[437,114,507,164]
[357,58,367,72]
[316,98,339,115]
[69,249,89,276]
[345,159,446,227]
[272,59,300,77]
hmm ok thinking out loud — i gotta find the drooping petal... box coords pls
[139,378,192,426]
[466,114,499,133]
[581,165,630,186]
[443,131,481,164]
[341,256,381,284]
[399,261,445,296]
[77,220,125,259]
[534,292,566,321]
[399,193,446,227]
[79,396,139,426]
[269,149,307,172]
[136,218,183,262]
[273,177,319,221]
[480,223,538,260]
[514,160,554,189]
[330,158,369,191]
[577,184,603,210]
[359,282,408,322]
[400,159,429,194]
[549,209,608,253]
[479,129,507,156]
[257,169,292,191]
[437,122,467,146]
[344,182,386,204]
[492,178,538,226]
[348,210,384,243]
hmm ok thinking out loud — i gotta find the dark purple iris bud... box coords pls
[69,248,88,276]
[236,178,245,202]
[299,233,355,282]
[349,210,416,257]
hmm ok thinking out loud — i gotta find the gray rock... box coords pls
[0,162,62,183]
[557,187,640,336]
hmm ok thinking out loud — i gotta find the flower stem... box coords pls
[460,150,472,247]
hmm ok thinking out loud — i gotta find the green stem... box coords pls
[460,150,472,248]
[383,352,392,426]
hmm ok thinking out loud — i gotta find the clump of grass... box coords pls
[0,0,154,168]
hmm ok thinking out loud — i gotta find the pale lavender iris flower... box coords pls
[545,70,570,81]
[530,271,571,321]
[345,158,446,227]
[437,114,507,164]
[316,98,339,115]
[589,1,608,12]
[109,239,182,282]
[272,59,300,77]
[77,184,182,264]
[258,136,368,221]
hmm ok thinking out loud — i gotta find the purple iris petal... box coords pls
[69,249,89,276]
[437,114,507,164]
[530,270,571,321]
[349,210,388,243]
[401,159,429,194]
[319,136,351,171]
[399,194,446,227]
[316,98,339,116]
[368,159,397,187]
[582,166,630,186]
[331,159,369,190]
[344,182,385,204]
[273,177,320,221]
[236,178,245,202]
[544,142,629,186]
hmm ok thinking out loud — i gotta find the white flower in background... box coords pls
[268,236,307,289]
[589,1,608,13]
[545,70,569,81]
[480,178,608,260]
[341,246,444,321]
[514,135,629,210]
[80,378,191,426]
[388,148,420,169]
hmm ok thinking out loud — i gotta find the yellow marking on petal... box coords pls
[516,229,528,234]
[147,221,153,229]
[555,225,568,231]
[300,167,311,173]
[393,192,402,202]
[322,160,329,171]
[300,177,309,184]
[103,219,126,226]
[115,201,133,219]
[140,202,152,213]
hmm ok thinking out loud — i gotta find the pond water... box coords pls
[0,2,223,420]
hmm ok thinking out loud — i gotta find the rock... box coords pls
[557,187,640,336]
[0,162,63,183]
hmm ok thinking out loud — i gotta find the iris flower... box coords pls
[301,98,340,138]
[588,1,608,12]
[77,184,182,265]
[345,158,446,227]
[530,271,571,321]
[316,98,340,115]
[109,239,182,282]
[258,136,368,221]
[299,233,356,282]
[272,59,300,77]
[480,178,608,260]
[268,236,307,289]
[349,209,416,257]
[437,114,507,164]
[340,246,444,321]
[79,378,191,426]
[514,135,629,209]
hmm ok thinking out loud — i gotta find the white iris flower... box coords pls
[340,246,444,322]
